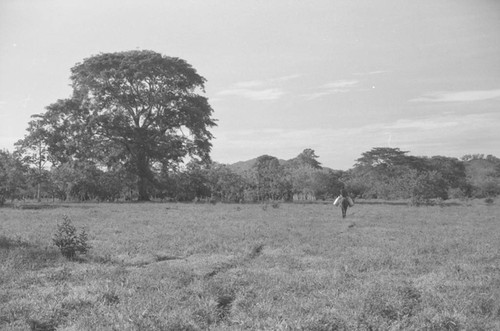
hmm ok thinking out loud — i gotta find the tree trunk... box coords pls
[137,176,150,201]
[37,145,43,202]
[135,151,151,201]
[37,182,41,202]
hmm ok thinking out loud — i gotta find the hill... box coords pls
[226,157,287,173]
[226,156,338,174]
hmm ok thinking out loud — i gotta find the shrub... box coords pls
[410,171,448,206]
[485,197,494,205]
[52,215,91,260]
[448,187,468,200]
[473,178,500,198]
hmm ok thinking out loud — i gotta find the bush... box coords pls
[485,197,494,205]
[410,171,448,206]
[474,179,500,198]
[52,215,91,260]
[448,187,468,200]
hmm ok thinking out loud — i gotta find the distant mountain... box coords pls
[226,158,256,173]
[225,155,339,174]
[226,157,287,173]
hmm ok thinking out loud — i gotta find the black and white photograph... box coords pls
[1,0,499,330]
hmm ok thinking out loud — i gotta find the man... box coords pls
[337,188,353,218]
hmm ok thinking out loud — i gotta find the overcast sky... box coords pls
[1,0,499,169]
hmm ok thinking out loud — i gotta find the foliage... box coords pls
[9,135,500,202]
[252,155,291,201]
[0,150,27,204]
[48,161,129,201]
[355,147,411,168]
[473,178,500,198]
[207,163,246,202]
[289,166,342,200]
[426,156,470,193]
[461,154,500,163]
[464,156,500,198]
[71,50,216,200]
[175,161,211,201]
[52,215,91,259]
[410,171,448,205]
[347,147,486,202]
[15,119,52,202]
[23,50,216,201]
[287,148,322,169]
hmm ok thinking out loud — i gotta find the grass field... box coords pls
[1,200,499,330]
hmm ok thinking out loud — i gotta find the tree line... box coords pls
[0,147,342,203]
[1,147,499,205]
[343,148,500,205]
[1,50,499,205]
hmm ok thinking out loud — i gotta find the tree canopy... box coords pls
[289,148,322,169]
[355,147,410,168]
[22,50,216,200]
[0,150,27,204]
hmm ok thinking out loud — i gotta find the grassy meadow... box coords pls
[1,200,499,330]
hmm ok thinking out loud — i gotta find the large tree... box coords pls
[288,148,322,169]
[15,119,50,202]
[35,50,216,200]
[355,147,410,168]
[426,156,468,191]
[0,150,27,204]
[253,155,291,201]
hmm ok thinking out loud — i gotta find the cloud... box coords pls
[322,80,359,89]
[352,70,388,76]
[385,118,459,130]
[211,111,500,169]
[218,88,286,100]
[273,74,302,82]
[217,113,496,149]
[410,89,500,103]
[234,80,265,88]
[217,74,300,101]
[301,79,360,100]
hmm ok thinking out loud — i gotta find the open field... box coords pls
[1,200,500,330]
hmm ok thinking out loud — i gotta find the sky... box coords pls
[1,0,499,170]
